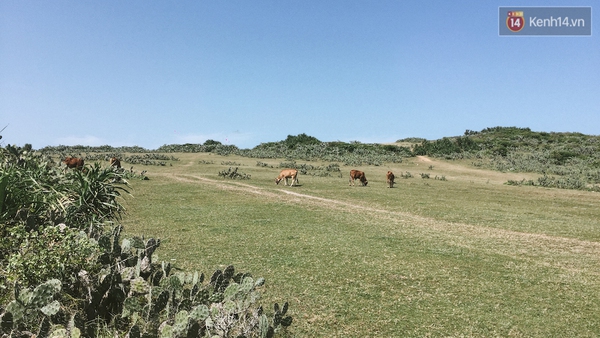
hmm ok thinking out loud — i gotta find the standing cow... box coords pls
[275,169,299,186]
[110,157,122,169]
[63,156,84,169]
[386,171,395,188]
[349,169,368,186]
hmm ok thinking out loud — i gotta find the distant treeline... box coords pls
[37,127,600,161]
[38,133,413,166]
[35,127,600,186]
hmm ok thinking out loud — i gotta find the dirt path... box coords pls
[156,172,600,276]
[412,155,539,184]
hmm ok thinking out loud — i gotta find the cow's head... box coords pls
[275,178,281,185]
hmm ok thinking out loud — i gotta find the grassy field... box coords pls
[120,153,600,337]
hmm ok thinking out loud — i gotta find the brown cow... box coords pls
[349,169,368,186]
[386,171,395,188]
[275,169,299,186]
[63,156,84,169]
[110,157,121,168]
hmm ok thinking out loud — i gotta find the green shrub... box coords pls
[550,150,578,165]
[400,171,413,179]
[5,225,99,287]
[0,144,292,337]
[250,134,411,164]
[218,167,251,180]
[283,133,321,148]
[397,137,426,143]
[256,161,273,168]
[413,136,479,156]
[222,161,243,166]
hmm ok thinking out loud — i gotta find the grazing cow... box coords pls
[349,169,368,186]
[63,156,84,169]
[275,169,299,186]
[110,157,121,168]
[386,171,395,188]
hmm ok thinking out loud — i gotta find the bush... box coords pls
[250,134,411,164]
[218,167,251,180]
[397,137,426,143]
[0,144,292,337]
[413,137,479,156]
[5,224,99,288]
[283,133,321,148]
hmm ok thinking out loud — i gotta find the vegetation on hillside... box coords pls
[40,133,413,166]
[246,134,411,165]
[34,127,600,190]
[409,127,600,190]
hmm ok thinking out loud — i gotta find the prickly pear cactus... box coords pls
[171,310,189,336]
[122,296,144,318]
[5,279,61,322]
[259,314,273,338]
[127,324,141,338]
[223,283,241,301]
[130,277,150,295]
[145,238,159,258]
[47,325,82,338]
[159,323,174,338]
[0,220,294,338]
[189,304,209,322]
[31,279,61,308]
[48,328,69,338]
[152,290,170,316]
[40,300,61,317]
[273,302,293,328]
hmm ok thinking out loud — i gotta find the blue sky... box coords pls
[1,1,598,149]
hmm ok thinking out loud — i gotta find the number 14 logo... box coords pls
[506,11,525,32]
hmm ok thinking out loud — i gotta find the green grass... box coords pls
[121,153,600,337]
